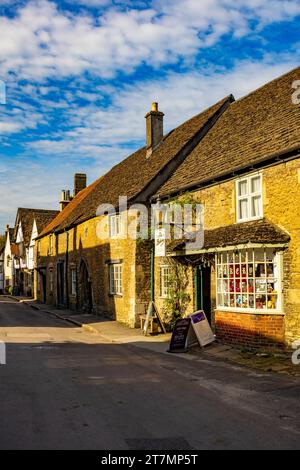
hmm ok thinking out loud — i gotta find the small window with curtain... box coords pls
[109,263,122,295]
[109,214,121,238]
[160,265,172,298]
[236,174,263,222]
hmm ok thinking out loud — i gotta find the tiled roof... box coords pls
[49,96,231,234]
[167,219,290,253]
[157,66,300,197]
[11,243,19,256]
[15,208,59,246]
[34,211,59,234]
[38,177,103,238]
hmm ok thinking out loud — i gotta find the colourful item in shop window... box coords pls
[235,265,240,277]
[229,265,234,278]
[269,290,277,309]
[235,280,240,292]
[249,284,254,293]
[241,265,247,277]
[248,265,254,277]
[229,280,234,292]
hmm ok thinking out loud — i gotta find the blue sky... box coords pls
[0,0,300,233]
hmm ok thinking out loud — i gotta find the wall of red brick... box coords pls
[215,311,285,348]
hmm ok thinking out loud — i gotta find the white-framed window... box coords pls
[49,234,54,255]
[109,214,121,238]
[109,263,122,295]
[236,174,263,222]
[160,265,172,298]
[216,248,282,312]
[71,268,76,296]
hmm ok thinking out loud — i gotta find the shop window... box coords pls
[216,248,281,311]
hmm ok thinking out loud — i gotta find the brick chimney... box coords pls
[74,173,87,197]
[145,102,164,158]
[60,190,71,211]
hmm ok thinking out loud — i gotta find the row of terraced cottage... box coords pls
[3,67,300,349]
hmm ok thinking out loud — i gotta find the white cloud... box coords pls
[0,0,299,80]
[28,55,299,156]
[0,121,23,133]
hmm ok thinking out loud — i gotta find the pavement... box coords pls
[1,295,300,450]
[7,295,300,376]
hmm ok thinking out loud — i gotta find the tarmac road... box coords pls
[0,296,300,450]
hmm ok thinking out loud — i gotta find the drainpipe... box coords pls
[65,231,70,309]
[150,243,155,303]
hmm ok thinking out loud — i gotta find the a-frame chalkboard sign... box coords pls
[143,301,166,336]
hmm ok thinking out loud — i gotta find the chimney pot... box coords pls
[60,189,71,211]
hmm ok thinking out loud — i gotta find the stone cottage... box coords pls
[35,97,233,326]
[35,66,300,348]
[153,66,300,348]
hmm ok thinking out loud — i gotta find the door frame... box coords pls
[194,265,211,324]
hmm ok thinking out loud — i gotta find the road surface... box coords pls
[0,297,300,450]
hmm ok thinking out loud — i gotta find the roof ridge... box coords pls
[232,65,300,106]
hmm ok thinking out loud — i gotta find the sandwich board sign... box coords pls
[189,310,215,347]
[168,310,215,352]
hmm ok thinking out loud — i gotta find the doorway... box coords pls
[195,265,211,324]
[78,260,93,314]
[57,261,65,307]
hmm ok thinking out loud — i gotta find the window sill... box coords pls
[215,307,284,316]
[236,216,263,224]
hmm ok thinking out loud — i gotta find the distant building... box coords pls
[0,247,4,294]
[13,208,59,296]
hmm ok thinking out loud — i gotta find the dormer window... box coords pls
[236,174,263,222]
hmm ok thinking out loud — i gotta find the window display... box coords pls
[216,249,280,310]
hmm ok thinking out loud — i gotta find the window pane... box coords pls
[239,199,248,219]
[251,195,261,217]
[238,180,248,196]
[256,294,266,309]
[251,176,261,193]
[254,249,265,262]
